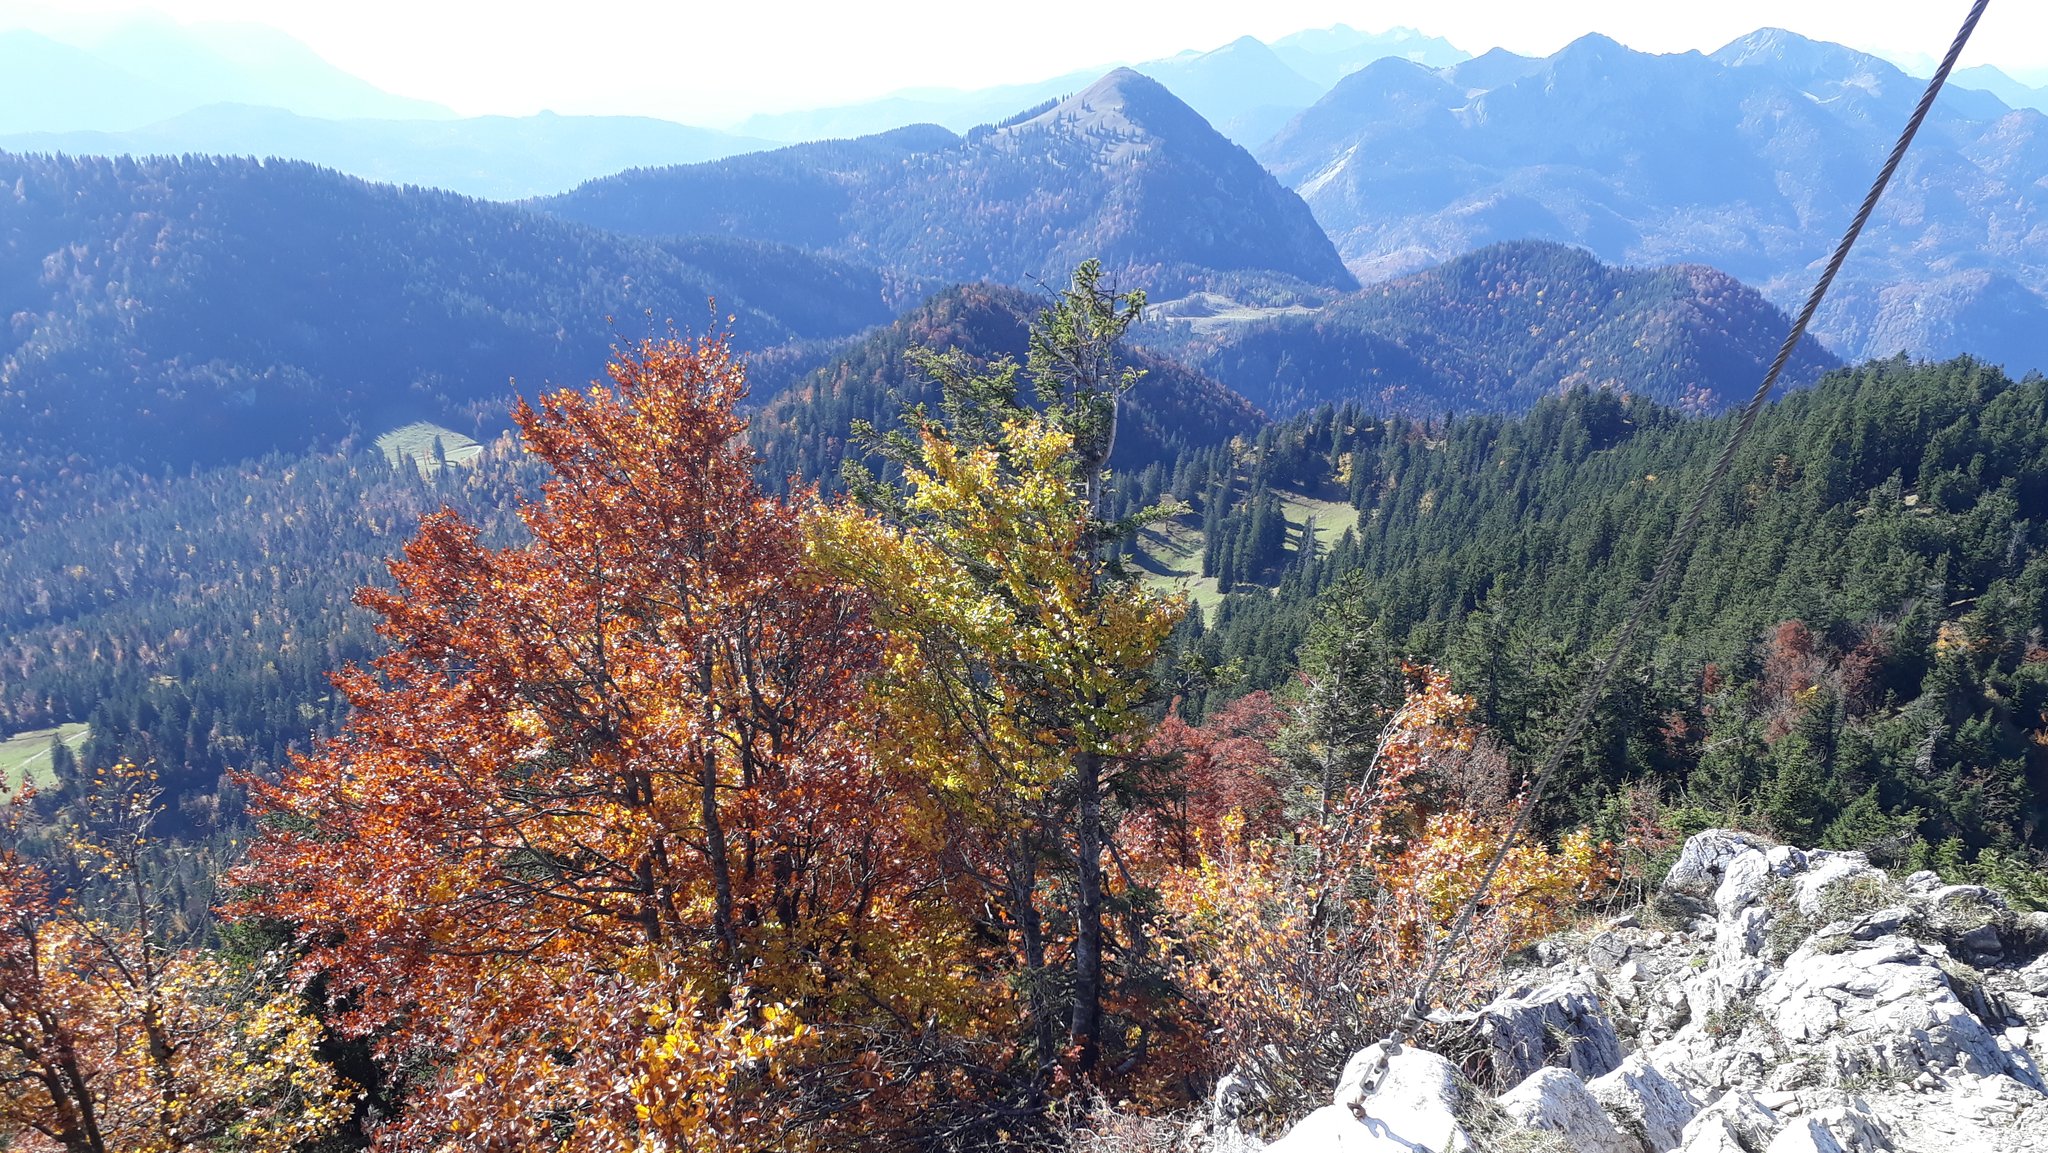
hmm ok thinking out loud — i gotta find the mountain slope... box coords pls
[1146,241,1838,416]
[0,153,892,490]
[543,71,1356,297]
[1953,63,2048,114]
[735,74,1095,143]
[1260,29,2048,366]
[0,104,772,200]
[752,284,1264,489]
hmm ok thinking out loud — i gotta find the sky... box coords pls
[3,0,2040,125]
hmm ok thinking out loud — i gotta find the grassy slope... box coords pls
[1132,485,1359,616]
[0,723,87,797]
[374,422,484,474]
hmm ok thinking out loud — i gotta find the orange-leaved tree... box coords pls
[0,764,348,1153]
[233,334,962,1150]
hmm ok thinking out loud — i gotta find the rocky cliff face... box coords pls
[1215,830,2048,1152]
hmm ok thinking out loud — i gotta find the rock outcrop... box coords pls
[1247,831,2048,1153]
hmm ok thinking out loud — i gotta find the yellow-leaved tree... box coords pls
[812,262,1185,1121]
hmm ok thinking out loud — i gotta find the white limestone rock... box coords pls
[1716,850,1774,918]
[1496,1067,1634,1153]
[1270,1043,1472,1153]
[1759,934,2041,1090]
[1677,1090,1781,1153]
[1590,1056,1701,1153]
[1759,1100,1890,1153]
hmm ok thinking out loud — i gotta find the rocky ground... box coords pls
[1215,830,2048,1152]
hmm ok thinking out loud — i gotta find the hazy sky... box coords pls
[4,0,2038,125]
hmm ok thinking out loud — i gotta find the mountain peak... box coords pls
[1562,31,1626,52]
[1443,46,1543,91]
[1713,26,1821,65]
[1017,67,1208,141]
[1710,26,1896,78]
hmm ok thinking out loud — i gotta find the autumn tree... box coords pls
[0,764,347,1153]
[1156,667,1613,1122]
[234,334,955,1149]
[817,262,1182,1096]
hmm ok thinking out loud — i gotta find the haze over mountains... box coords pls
[0,105,773,201]
[736,25,1468,150]
[1262,28,2048,364]
[0,16,1468,196]
[0,17,449,132]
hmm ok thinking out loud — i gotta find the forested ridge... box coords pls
[0,441,545,828]
[0,151,891,498]
[750,283,1263,487]
[10,344,2046,863]
[542,70,1356,298]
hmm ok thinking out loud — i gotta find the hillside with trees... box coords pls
[1165,357,2048,866]
[1146,240,1839,416]
[3,256,2047,1149]
[0,274,1610,1150]
[752,282,1264,488]
[0,151,892,495]
[541,70,1357,299]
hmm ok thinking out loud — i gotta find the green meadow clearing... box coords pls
[0,723,88,797]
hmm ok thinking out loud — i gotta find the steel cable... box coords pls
[1398,0,1994,1033]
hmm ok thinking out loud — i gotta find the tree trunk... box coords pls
[1005,835,1057,1087]
[1069,748,1104,1076]
[700,748,739,964]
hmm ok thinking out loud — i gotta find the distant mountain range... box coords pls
[0,21,1470,198]
[1145,241,1839,417]
[541,70,1357,298]
[1259,29,2048,369]
[737,25,1468,152]
[0,105,772,200]
[1953,64,2048,114]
